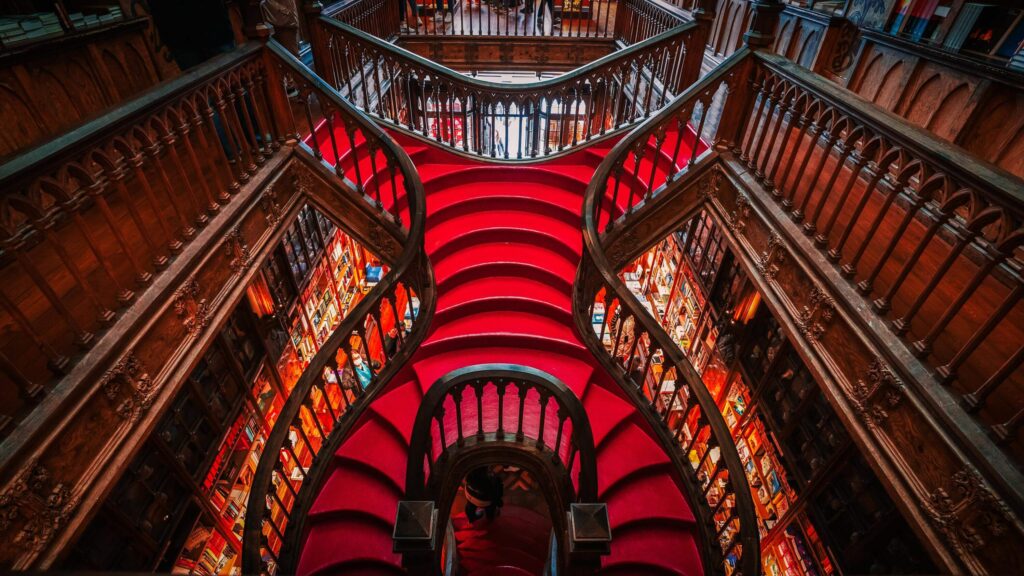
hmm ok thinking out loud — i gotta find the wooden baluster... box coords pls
[993,404,1024,446]
[161,123,210,227]
[496,380,507,438]
[773,99,814,203]
[453,385,466,445]
[963,344,1024,413]
[829,161,883,262]
[175,113,221,215]
[646,130,666,193]
[140,131,196,239]
[0,282,69,373]
[859,186,929,296]
[323,112,343,172]
[874,208,949,314]
[536,391,549,449]
[553,409,567,463]
[224,86,259,176]
[116,142,182,254]
[245,69,279,154]
[317,370,340,423]
[739,72,769,164]
[516,381,528,441]
[474,380,485,439]
[199,96,243,194]
[793,125,840,224]
[290,416,316,455]
[783,112,825,213]
[273,459,300,499]
[805,131,856,236]
[343,123,365,192]
[764,92,799,194]
[303,396,328,439]
[31,214,115,327]
[748,79,781,174]
[914,243,1010,357]
[892,226,976,336]
[689,100,709,167]
[233,82,266,165]
[841,175,906,279]
[100,152,168,270]
[0,341,44,403]
[938,282,1023,384]
[436,411,448,451]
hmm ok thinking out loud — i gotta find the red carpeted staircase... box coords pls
[450,504,551,575]
[297,127,704,575]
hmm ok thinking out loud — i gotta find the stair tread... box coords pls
[596,423,670,497]
[583,383,640,447]
[308,462,402,520]
[297,516,400,576]
[600,523,700,575]
[368,380,421,441]
[336,418,408,493]
[432,242,578,286]
[427,212,580,257]
[426,311,580,350]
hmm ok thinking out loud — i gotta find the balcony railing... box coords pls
[737,52,1024,459]
[241,42,435,574]
[574,48,760,575]
[324,0,690,41]
[311,15,703,160]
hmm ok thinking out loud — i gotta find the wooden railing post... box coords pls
[680,0,716,86]
[305,2,335,84]
[743,0,783,48]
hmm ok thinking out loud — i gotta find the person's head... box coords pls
[352,351,363,366]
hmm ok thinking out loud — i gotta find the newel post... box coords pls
[743,0,783,49]
[680,0,718,86]
[302,1,335,84]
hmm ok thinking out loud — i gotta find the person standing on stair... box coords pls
[464,466,504,522]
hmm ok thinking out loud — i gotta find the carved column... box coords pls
[743,0,783,48]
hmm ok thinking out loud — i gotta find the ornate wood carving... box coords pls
[712,154,1024,575]
[173,277,211,338]
[0,152,321,570]
[99,353,156,423]
[849,358,905,427]
[796,284,836,341]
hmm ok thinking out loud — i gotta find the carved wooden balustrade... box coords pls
[737,52,1024,464]
[0,43,278,437]
[240,42,434,576]
[0,36,433,570]
[573,43,1024,574]
[239,41,436,573]
[314,15,703,160]
[574,48,760,576]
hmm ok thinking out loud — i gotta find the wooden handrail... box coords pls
[574,47,761,575]
[240,40,436,576]
[315,15,701,160]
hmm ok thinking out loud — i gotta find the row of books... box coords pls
[0,6,123,46]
